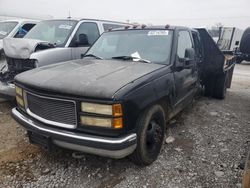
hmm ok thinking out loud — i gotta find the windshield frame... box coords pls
[24,19,78,47]
[0,21,18,39]
[85,28,174,65]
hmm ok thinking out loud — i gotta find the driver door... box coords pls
[173,30,197,105]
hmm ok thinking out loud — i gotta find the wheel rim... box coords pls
[146,119,163,153]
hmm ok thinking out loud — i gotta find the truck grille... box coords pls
[6,57,36,72]
[26,92,77,129]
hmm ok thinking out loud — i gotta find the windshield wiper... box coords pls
[83,54,103,60]
[111,56,151,63]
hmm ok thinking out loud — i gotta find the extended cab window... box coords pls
[192,32,203,59]
[70,22,100,47]
[177,31,193,58]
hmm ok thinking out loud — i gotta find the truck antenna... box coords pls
[67,10,71,19]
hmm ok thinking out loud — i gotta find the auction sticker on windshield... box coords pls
[148,30,169,36]
[58,25,72,30]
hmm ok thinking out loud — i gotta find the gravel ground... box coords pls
[0,63,250,188]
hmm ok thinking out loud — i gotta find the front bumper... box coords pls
[12,108,137,159]
[0,81,15,99]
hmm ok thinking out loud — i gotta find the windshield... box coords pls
[24,20,77,46]
[86,29,173,64]
[0,21,18,39]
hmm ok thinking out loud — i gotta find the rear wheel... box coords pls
[204,79,214,97]
[130,105,166,166]
[212,73,228,99]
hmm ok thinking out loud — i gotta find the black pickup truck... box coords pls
[11,25,235,166]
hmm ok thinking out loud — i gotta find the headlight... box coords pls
[80,102,123,128]
[16,95,24,107]
[81,102,122,117]
[80,116,123,129]
[15,86,23,97]
[15,86,24,107]
[80,116,112,128]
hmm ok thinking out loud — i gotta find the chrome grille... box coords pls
[26,92,77,129]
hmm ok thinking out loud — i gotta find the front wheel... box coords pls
[130,105,166,166]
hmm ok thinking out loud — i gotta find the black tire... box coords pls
[240,27,250,54]
[204,80,214,97]
[212,73,228,99]
[203,73,217,97]
[130,104,166,166]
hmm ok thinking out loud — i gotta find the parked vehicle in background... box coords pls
[0,18,129,99]
[217,27,243,53]
[0,19,37,68]
[0,19,37,101]
[235,27,250,63]
[12,25,236,166]
[0,19,37,41]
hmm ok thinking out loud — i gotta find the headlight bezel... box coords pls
[80,102,123,129]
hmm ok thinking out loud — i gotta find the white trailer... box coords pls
[217,27,243,52]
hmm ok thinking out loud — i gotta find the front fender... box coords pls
[30,48,73,67]
[114,67,174,131]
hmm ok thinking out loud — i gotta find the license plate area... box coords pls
[28,131,51,151]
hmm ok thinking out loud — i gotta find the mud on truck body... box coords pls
[0,19,129,99]
[11,25,235,166]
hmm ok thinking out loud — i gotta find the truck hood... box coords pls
[15,59,164,99]
[3,38,55,59]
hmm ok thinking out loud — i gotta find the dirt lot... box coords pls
[0,63,250,188]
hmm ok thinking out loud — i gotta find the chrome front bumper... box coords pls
[11,108,137,159]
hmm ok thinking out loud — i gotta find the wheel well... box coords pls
[157,97,172,122]
[139,96,172,123]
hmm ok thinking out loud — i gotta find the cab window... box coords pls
[177,30,193,59]
[14,23,36,38]
[70,22,100,47]
[192,31,203,59]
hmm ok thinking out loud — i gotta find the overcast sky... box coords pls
[0,0,250,29]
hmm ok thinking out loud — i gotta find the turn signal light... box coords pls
[113,117,123,129]
[16,96,24,107]
[112,104,122,117]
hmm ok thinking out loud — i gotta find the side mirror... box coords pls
[175,48,195,69]
[76,33,90,47]
[235,41,239,46]
[184,48,195,61]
